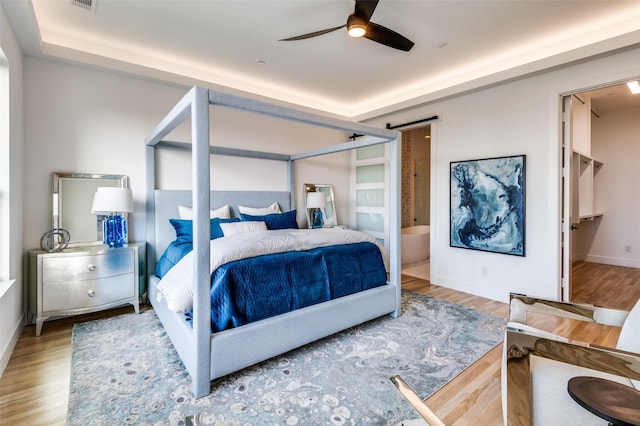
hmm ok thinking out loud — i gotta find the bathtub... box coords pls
[401,225,430,265]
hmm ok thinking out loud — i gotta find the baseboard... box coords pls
[0,312,23,377]
[582,255,640,268]
[431,274,507,303]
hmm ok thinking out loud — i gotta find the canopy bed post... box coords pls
[389,134,401,317]
[145,144,156,278]
[290,134,403,313]
[287,159,295,211]
[191,86,212,398]
[145,86,197,274]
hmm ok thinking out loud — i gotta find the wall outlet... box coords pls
[481,265,488,275]
[625,245,632,253]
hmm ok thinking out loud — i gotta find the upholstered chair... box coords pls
[502,294,640,425]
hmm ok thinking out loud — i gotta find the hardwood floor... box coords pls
[404,261,631,426]
[571,260,640,310]
[403,275,508,425]
[0,306,147,425]
[0,268,633,425]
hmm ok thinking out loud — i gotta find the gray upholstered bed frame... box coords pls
[149,190,293,263]
[145,87,401,398]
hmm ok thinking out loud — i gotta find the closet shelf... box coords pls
[579,213,604,222]
[572,151,604,223]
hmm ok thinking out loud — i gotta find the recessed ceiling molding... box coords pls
[38,32,347,115]
[38,38,350,119]
[352,29,640,120]
[38,23,640,120]
[16,1,640,119]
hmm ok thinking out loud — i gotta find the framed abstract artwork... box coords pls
[450,155,525,256]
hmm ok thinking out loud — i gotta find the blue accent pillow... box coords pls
[155,241,193,278]
[169,217,240,243]
[240,210,298,230]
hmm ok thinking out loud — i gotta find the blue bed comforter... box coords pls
[185,242,387,332]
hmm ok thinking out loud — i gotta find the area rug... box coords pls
[67,291,506,425]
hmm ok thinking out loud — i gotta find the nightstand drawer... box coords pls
[28,243,143,336]
[41,251,134,284]
[42,273,136,312]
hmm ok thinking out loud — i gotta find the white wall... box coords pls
[575,106,640,268]
[22,57,351,252]
[0,2,24,376]
[366,46,640,302]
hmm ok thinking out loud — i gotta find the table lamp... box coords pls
[91,187,133,247]
[306,192,327,229]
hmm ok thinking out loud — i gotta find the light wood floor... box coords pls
[403,274,624,426]
[0,265,633,425]
[571,260,640,310]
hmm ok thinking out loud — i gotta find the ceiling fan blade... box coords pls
[354,0,379,22]
[364,22,414,51]
[279,25,345,41]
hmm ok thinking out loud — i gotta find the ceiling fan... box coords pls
[279,0,414,52]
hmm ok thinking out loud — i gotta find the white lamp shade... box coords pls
[91,187,134,214]
[306,192,327,209]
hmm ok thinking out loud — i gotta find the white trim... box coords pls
[0,278,15,299]
[582,255,640,269]
[435,275,505,303]
[0,313,22,377]
[0,279,20,377]
[549,58,640,302]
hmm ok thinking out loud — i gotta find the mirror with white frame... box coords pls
[303,183,337,228]
[53,172,128,246]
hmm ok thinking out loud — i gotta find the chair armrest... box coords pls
[509,293,629,327]
[390,375,445,426]
[504,326,640,425]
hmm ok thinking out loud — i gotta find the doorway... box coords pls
[400,125,431,281]
[562,82,640,310]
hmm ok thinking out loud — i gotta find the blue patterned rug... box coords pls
[67,291,505,425]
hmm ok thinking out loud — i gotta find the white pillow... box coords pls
[238,202,281,215]
[178,204,231,219]
[220,221,267,237]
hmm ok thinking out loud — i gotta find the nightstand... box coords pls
[28,243,143,336]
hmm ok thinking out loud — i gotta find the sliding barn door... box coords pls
[351,143,389,262]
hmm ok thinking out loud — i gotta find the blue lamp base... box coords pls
[102,215,128,247]
[311,209,324,229]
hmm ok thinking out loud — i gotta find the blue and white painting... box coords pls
[450,155,525,256]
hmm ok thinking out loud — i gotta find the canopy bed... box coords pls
[145,86,401,398]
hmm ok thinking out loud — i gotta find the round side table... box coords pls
[567,376,640,426]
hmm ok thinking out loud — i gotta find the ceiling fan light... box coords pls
[348,26,366,37]
[347,14,367,37]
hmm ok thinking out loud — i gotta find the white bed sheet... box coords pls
[157,227,381,312]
